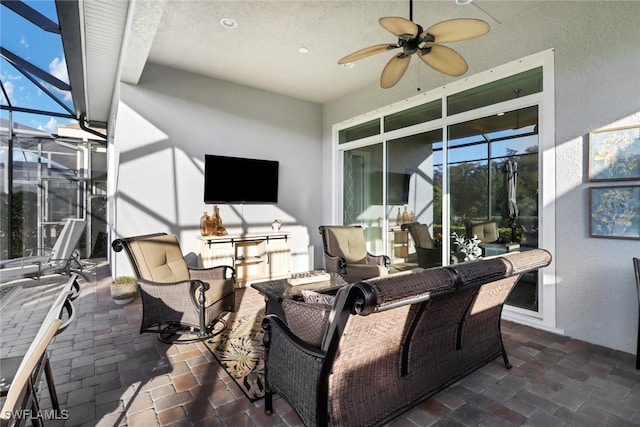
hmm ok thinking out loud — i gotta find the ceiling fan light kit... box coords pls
[338,0,489,89]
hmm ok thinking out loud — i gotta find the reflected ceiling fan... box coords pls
[338,0,490,89]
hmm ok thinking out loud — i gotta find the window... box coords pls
[334,51,554,324]
[338,119,380,144]
[384,100,441,132]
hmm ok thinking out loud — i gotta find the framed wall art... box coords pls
[589,185,640,240]
[589,124,640,181]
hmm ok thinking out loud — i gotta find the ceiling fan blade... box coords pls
[380,54,411,89]
[379,17,419,40]
[338,44,399,64]
[418,44,468,76]
[421,19,490,43]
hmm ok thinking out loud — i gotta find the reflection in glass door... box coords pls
[444,106,539,310]
[387,130,443,267]
[343,144,383,254]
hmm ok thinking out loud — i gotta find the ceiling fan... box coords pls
[338,0,490,89]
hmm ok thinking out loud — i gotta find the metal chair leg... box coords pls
[43,357,61,412]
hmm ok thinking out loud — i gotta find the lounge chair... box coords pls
[0,275,79,426]
[0,218,89,283]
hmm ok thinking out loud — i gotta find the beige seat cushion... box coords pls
[344,264,388,281]
[201,278,234,306]
[324,227,368,264]
[470,221,499,244]
[129,234,190,282]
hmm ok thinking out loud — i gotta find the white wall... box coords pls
[107,2,640,354]
[322,2,640,354]
[110,64,323,277]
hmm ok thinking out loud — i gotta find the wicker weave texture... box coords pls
[329,306,415,426]
[139,280,200,329]
[503,249,552,274]
[364,267,456,307]
[451,257,510,289]
[281,299,331,347]
[457,277,518,370]
[266,320,325,427]
[263,249,552,427]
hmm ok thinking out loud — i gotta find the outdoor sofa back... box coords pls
[262,248,552,427]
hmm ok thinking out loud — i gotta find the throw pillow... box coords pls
[301,290,336,306]
[282,299,332,347]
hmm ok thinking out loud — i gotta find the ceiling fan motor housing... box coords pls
[399,24,423,56]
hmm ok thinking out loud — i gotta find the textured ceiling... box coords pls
[121,0,544,104]
[73,0,603,124]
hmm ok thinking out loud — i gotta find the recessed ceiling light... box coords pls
[220,18,237,29]
[342,63,355,69]
[455,0,473,4]
[298,47,310,54]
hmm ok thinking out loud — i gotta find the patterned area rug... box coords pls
[205,313,266,401]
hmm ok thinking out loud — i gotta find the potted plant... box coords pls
[451,232,483,261]
[111,276,138,305]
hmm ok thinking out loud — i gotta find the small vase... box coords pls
[271,219,282,230]
[200,212,211,236]
[211,205,227,236]
[402,206,409,224]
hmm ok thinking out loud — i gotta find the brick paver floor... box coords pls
[1,260,639,426]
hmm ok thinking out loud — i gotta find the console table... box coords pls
[197,231,291,286]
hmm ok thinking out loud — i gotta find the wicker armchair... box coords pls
[112,233,235,343]
[319,225,390,281]
[401,222,442,268]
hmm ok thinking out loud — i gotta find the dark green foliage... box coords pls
[0,190,38,258]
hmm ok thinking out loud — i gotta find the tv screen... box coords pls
[204,155,279,203]
[370,171,411,205]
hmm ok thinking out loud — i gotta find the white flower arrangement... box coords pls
[452,232,483,261]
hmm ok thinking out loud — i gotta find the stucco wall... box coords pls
[322,2,640,353]
[110,64,323,277]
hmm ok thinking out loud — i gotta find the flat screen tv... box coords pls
[371,171,411,205]
[204,155,279,204]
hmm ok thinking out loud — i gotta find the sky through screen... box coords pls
[1,0,76,133]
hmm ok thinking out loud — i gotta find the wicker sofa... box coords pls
[262,248,552,427]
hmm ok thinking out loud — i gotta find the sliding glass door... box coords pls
[445,106,539,309]
[387,130,443,265]
[342,144,383,253]
[335,58,550,315]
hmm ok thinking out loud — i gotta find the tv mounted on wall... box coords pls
[204,154,279,204]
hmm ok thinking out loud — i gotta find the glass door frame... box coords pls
[332,49,557,332]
